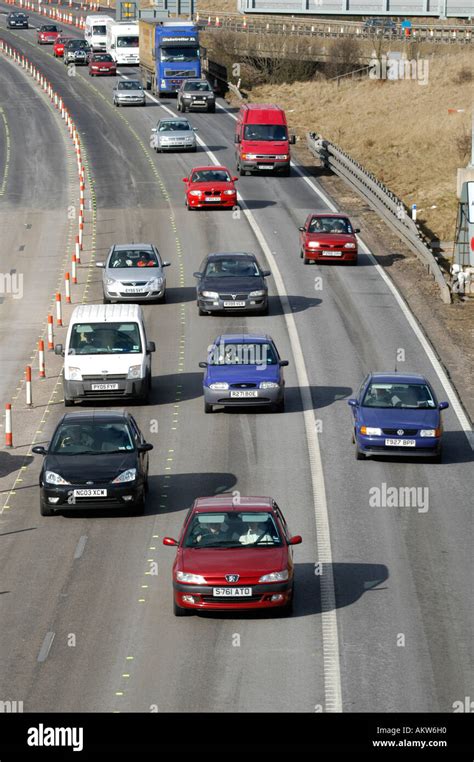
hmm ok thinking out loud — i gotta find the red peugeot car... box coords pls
[299,213,360,265]
[53,36,72,58]
[37,24,61,44]
[163,495,302,616]
[88,52,117,76]
[183,166,238,210]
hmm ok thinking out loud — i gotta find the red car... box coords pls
[88,53,117,76]
[163,495,302,616]
[183,166,238,210]
[299,213,360,265]
[37,24,61,44]
[53,36,72,58]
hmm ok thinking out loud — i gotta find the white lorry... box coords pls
[84,15,113,51]
[105,19,139,65]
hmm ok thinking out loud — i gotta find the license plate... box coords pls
[73,489,107,497]
[205,197,220,202]
[223,301,246,307]
[258,164,272,169]
[100,67,109,71]
[385,439,416,447]
[212,588,252,597]
[230,390,258,398]
[91,383,119,391]
[322,251,342,256]
[193,100,205,104]
[123,287,145,293]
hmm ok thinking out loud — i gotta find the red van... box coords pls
[234,104,295,177]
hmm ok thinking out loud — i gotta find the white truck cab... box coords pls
[55,304,155,405]
[106,19,139,65]
[84,15,113,50]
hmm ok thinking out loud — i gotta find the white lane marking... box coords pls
[208,102,474,446]
[193,137,342,711]
[74,534,87,559]
[37,631,55,662]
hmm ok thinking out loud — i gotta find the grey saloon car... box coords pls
[150,118,197,153]
[113,79,146,107]
[97,244,170,303]
[177,79,216,113]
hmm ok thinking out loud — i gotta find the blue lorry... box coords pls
[139,20,201,96]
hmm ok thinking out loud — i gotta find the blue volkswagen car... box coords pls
[199,334,289,413]
[348,372,449,461]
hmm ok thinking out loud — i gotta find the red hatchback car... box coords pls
[37,24,61,44]
[163,495,302,616]
[183,166,238,210]
[89,53,117,76]
[53,36,72,58]
[299,213,360,265]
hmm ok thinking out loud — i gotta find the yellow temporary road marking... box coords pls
[0,107,11,196]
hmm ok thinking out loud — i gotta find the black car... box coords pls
[63,39,91,65]
[7,12,29,29]
[32,411,153,516]
[193,252,271,316]
[363,18,398,36]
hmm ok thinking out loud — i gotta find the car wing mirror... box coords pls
[32,445,47,455]
[279,360,289,367]
[439,401,449,410]
[163,537,178,546]
[162,261,171,268]
[262,270,271,277]
[147,341,156,354]
[289,135,296,144]
[198,361,208,368]
[354,228,361,233]
[193,272,202,279]
[347,398,358,407]
[298,226,305,232]
[182,178,188,182]
[289,535,302,545]
[54,344,64,356]
[138,443,153,452]
[95,262,105,268]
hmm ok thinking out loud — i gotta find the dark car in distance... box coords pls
[32,411,153,516]
[194,252,271,316]
[7,12,29,29]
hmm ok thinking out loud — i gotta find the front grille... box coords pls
[83,389,127,397]
[382,429,418,436]
[255,155,280,160]
[164,69,195,78]
[119,281,148,287]
[219,294,248,301]
[218,397,270,404]
[204,190,221,197]
[82,375,127,381]
[200,595,263,604]
[230,383,257,389]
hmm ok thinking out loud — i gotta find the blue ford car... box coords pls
[199,334,289,413]
[348,372,449,461]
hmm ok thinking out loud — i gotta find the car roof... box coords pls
[310,212,350,219]
[69,303,144,322]
[207,252,257,260]
[59,410,130,424]
[111,243,154,251]
[212,333,272,344]
[368,372,429,384]
[192,496,275,512]
[191,166,230,172]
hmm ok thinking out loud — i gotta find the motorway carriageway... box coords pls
[0,7,472,713]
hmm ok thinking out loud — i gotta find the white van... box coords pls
[55,304,155,405]
[84,15,113,51]
[106,19,139,65]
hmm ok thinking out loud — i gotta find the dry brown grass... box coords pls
[249,51,473,240]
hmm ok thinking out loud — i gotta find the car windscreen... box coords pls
[117,36,138,47]
[183,81,211,91]
[160,47,199,62]
[68,322,142,355]
[362,383,436,409]
[159,121,190,132]
[42,25,58,32]
[204,259,260,278]
[68,40,88,49]
[243,124,288,141]
[308,216,353,234]
[183,511,283,548]
[109,249,159,268]
[92,54,113,62]
[209,342,278,366]
[118,81,142,90]
[92,25,107,35]
[50,421,134,455]
[190,170,231,183]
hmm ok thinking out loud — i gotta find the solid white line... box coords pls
[37,631,55,662]
[74,534,87,559]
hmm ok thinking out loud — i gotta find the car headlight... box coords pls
[148,277,163,289]
[223,190,236,195]
[182,94,192,99]
[209,382,229,391]
[189,190,203,196]
[105,277,117,287]
[249,290,265,297]
[127,365,142,380]
[344,242,357,249]
[420,429,440,437]
[308,241,320,248]
[201,291,219,299]
[278,154,288,160]
[176,571,206,584]
[360,426,382,436]
[259,381,279,389]
[68,366,82,381]
[45,471,70,486]
[242,153,257,160]
[112,468,137,484]
[259,569,289,583]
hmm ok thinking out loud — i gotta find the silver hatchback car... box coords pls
[113,79,146,107]
[97,244,171,303]
[150,118,197,153]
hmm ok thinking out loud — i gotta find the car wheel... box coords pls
[432,448,442,464]
[274,398,285,413]
[300,249,304,259]
[64,398,75,407]
[132,493,145,515]
[204,401,213,414]
[103,296,110,304]
[115,101,120,107]
[198,307,208,316]
[303,257,310,265]
[173,597,192,617]
[260,303,269,316]
[208,105,216,113]
[281,167,291,177]
[40,501,55,517]
[355,445,366,460]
